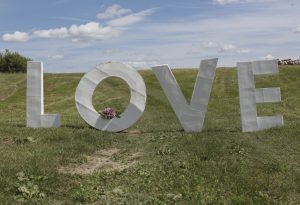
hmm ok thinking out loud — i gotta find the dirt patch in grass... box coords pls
[58,148,142,175]
[2,137,13,145]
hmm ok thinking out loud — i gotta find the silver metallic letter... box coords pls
[26,61,61,128]
[75,62,146,132]
[152,59,218,132]
[237,60,283,132]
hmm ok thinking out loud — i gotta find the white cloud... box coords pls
[2,31,29,42]
[237,49,250,53]
[295,27,300,33]
[33,22,120,41]
[219,44,249,53]
[263,54,275,60]
[213,0,279,5]
[34,27,68,38]
[202,42,249,54]
[48,54,64,59]
[68,22,120,41]
[203,41,219,48]
[3,6,154,43]
[96,4,132,19]
[214,0,241,5]
[108,9,155,27]
[219,44,237,52]
[124,59,159,68]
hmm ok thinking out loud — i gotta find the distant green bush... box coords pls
[0,49,32,73]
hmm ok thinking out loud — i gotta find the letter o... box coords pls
[75,62,146,132]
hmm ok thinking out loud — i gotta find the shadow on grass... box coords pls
[123,129,185,134]
[62,124,87,130]
[9,123,240,134]
[202,127,241,133]
[10,123,26,128]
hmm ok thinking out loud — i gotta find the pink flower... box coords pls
[99,107,120,119]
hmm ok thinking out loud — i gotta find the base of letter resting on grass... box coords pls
[26,61,61,128]
[75,62,146,132]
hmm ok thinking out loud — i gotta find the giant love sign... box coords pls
[26,59,283,133]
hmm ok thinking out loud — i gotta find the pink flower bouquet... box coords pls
[99,107,121,119]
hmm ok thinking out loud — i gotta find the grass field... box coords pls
[0,65,299,204]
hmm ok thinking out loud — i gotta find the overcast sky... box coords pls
[1,0,299,72]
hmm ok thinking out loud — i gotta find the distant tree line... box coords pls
[0,49,32,73]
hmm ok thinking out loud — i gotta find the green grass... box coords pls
[0,66,299,204]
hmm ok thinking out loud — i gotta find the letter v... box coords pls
[152,59,218,132]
